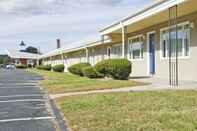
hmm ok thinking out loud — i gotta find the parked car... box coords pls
[0,64,3,68]
[6,64,15,69]
[0,64,6,69]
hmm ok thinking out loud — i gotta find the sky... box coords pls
[0,0,152,54]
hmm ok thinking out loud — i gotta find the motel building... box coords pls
[6,49,41,67]
[40,0,197,86]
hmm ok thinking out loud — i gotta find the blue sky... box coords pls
[0,0,152,54]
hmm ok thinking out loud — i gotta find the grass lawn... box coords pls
[29,69,145,94]
[56,91,197,131]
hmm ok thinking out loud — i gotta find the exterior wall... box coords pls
[64,50,86,72]
[53,55,63,67]
[43,55,63,67]
[42,58,51,65]
[88,45,106,65]
[88,43,122,66]
[13,58,36,66]
[155,12,197,81]
[20,58,27,65]
[108,11,197,81]
[40,11,197,81]
[66,50,86,66]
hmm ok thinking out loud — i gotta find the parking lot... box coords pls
[0,69,56,131]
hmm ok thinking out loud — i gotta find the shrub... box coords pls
[82,67,104,79]
[68,63,91,76]
[94,60,108,75]
[27,64,33,68]
[36,65,51,71]
[36,65,42,70]
[95,59,132,80]
[16,64,27,69]
[52,64,65,72]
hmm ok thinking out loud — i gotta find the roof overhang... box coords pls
[6,49,40,59]
[39,38,112,59]
[100,0,193,35]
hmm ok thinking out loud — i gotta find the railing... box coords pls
[169,5,179,86]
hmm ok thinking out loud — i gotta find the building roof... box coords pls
[99,0,189,35]
[6,49,41,59]
[40,0,192,59]
[40,37,111,59]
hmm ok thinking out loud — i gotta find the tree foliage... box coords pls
[0,55,9,64]
[25,46,39,54]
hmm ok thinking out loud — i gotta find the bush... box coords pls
[28,64,33,68]
[52,64,65,72]
[16,64,27,69]
[82,67,104,79]
[36,65,51,71]
[68,63,91,76]
[95,59,132,80]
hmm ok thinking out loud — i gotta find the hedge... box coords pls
[16,64,27,69]
[68,63,91,76]
[82,66,104,79]
[36,65,51,71]
[95,59,132,80]
[28,64,33,68]
[52,64,65,72]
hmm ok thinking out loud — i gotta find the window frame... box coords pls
[160,21,191,60]
[127,35,144,61]
[111,44,122,58]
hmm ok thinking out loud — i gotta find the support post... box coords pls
[36,59,39,66]
[121,22,127,58]
[85,48,89,63]
[50,56,52,66]
[101,35,105,60]
[61,52,64,64]
[169,5,178,86]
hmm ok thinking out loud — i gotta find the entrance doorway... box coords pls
[148,32,156,75]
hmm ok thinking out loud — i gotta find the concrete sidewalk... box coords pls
[50,77,197,99]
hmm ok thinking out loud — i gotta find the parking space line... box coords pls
[0,116,55,123]
[0,99,46,103]
[0,83,37,86]
[0,87,38,89]
[0,94,44,98]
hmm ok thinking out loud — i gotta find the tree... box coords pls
[3,57,10,65]
[0,55,10,65]
[20,41,26,46]
[25,46,38,54]
[0,57,3,64]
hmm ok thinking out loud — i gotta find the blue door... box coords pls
[149,33,156,75]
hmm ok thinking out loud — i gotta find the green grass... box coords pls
[57,91,197,131]
[29,69,145,94]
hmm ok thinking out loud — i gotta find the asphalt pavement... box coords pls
[0,69,56,131]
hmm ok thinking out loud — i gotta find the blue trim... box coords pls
[149,33,156,75]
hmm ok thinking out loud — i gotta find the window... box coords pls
[161,23,190,58]
[15,59,20,64]
[128,36,144,60]
[107,47,111,58]
[111,44,122,58]
[27,59,33,65]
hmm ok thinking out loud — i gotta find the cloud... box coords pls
[0,0,124,16]
[0,0,151,54]
[0,0,51,14]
